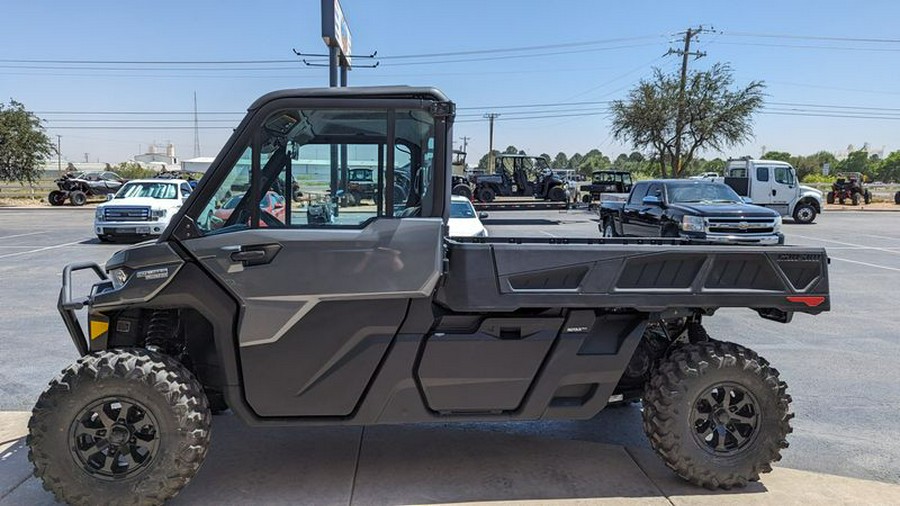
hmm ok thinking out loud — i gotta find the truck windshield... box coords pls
[667,182,742,204]
[115,182,177,199]
[450,200,476,218]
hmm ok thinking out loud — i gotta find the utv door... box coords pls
[174,100,448,417]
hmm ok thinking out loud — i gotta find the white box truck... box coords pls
[721,158,824,224]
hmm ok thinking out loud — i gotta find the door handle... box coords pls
[228,243,282,266]
[772,189,777,196]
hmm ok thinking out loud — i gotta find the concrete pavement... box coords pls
[3,411,899,505]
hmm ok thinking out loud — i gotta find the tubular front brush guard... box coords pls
[58,262,110,356]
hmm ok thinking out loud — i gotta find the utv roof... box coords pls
[249,86,451,110]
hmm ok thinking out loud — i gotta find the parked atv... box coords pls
[48,171,124,206]
[827,172,870,205]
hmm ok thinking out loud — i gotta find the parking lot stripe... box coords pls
[0,239,87,260]
[0,231,45,241]
[859,233,900,243]
[830,256,900,273]
[790,234,900,255]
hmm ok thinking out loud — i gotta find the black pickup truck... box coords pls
[29,87,829,504]
[599,179,785,245]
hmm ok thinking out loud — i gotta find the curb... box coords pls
[824,207,900,212]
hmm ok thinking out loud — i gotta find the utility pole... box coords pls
[56,135,61,173]
[666,26,707,177]
[460,136,470,154]
[483,114,500,172]
[193,92,201,158]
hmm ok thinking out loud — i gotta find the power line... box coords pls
[722,31,900,44]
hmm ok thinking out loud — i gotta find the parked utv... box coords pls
[580,170,633,204]
[48,171,124,206]
[471,154,568,202]
[30,87,830,505]
[827,172,871,205]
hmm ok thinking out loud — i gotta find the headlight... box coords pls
[151,209,167,219]
[773,215,783,232]
[110,268,128,289]
[475,229,488,237]
[681,215,706,233]
[95,208,104,220]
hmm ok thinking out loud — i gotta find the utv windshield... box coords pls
[666,182,742,204]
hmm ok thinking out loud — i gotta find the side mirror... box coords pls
[642,195,662,206]
[478,211,489,220]
[741,196,753,204]
[106,194,115,201]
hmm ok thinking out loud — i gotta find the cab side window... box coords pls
[628,183,649,205]
[774,167,794,186]
[192,107,436,235]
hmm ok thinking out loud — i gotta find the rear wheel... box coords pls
[864,191,871,205]
[69,190,87,206]
[48,190,67,206]
[28,349,211,505]
[548,186,567,202]
[851,193,859,206]
[643,340,792,489]
[792,203,816,224]
[477,186,496,203]
[582,194,592,204]
[826,192,834,205]
[895,191,900,205]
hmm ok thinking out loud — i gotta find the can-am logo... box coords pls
[777,254,822,262]
[136,268,169,280]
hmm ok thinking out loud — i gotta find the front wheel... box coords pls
[477,186,496,203]
[28,349,211,505]
[643,340,792,489]
[792,203,817,224]
[601,219,618,238]
[69,190,87,206]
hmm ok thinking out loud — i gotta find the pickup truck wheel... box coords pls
[792,203,816,224]
[48,190,67,206]
[601,219,618,238]
[69,190,87,206]
[643,340,792,489]
[28,349,211,506]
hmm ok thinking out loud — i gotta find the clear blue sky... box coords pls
[2,0,899,164]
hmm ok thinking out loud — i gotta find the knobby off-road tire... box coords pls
[48,190,67,206]
[548,186,567,202]
[642,340,792,489]
[28,349,211,506]
[69,190,88,206]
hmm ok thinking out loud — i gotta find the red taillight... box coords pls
[786,296,826,307]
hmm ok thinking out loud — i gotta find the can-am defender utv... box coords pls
[29,87,830,505]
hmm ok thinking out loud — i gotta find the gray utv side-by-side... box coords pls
[29,87,830,505]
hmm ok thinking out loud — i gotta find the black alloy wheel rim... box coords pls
[690,383,760,455]
[69,397,160,480]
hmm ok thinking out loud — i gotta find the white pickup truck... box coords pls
[94,179,193,242]
[719,159,824,224]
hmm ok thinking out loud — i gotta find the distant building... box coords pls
[135,143,177,165]
[834,143,885,161]
[181,157,216,173]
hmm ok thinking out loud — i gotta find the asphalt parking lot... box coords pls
[0,206,898,491]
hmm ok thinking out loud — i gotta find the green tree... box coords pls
[0,100,55,184]
[762,151,792,162]
[568,152,583,171]
[477,150,500,171]
[836,149,874,180]
[539,153,551,164]
[792,151,836,180]
[112,161,157,180]
[611,63,765,178]
[503,145,519,155]
[876,151,900,183]
[551,152,568,170]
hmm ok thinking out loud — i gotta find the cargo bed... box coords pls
[437,237,829,320]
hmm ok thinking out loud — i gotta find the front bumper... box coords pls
[686,232,784,245]
[94,220,169,237]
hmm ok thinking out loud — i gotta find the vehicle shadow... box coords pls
[174,410,768,505]
[482,218,560,225]
[2,410,770,505]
